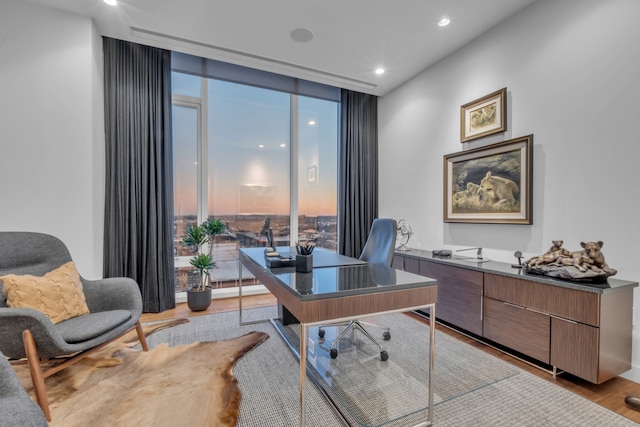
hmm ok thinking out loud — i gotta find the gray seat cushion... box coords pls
[1,353,48,426]
[56,310,132,343]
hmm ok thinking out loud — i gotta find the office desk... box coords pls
[238,247,438,426]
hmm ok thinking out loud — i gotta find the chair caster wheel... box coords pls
[383,331,391,341]
[380,350,389,361]
[318,328,325,338]
[330,348,338,359]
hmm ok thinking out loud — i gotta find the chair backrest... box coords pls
[0,232,73,307]
[359,218,397,267]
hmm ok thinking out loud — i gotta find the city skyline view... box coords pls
[171,70,340,290]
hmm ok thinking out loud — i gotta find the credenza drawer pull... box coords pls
[503,301,525,310]
[550,314,578,324]
[525,307,549,316]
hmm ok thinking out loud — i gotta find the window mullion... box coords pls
[290,95,299,246]
[198,77,209,222]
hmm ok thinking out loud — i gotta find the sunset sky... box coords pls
[172,74,338,218]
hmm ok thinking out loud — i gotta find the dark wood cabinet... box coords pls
[484,273,599,326]
[393,254,419,274]
[419,261,483,336]
[394,250,637,384]
[550,317,599,382]
[483,296,550,363]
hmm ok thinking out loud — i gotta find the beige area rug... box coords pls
[13,319,269,427]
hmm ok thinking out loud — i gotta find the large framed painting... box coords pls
[443,135,533,224]
[460,88,506,142]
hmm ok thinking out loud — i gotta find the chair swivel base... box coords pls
[319,320,390,361]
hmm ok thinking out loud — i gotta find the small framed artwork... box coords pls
[443,135,533,224]
[460,88,507,143]
[307,165,317,183]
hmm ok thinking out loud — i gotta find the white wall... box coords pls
[379,0,640,381]
[0,1,104,279]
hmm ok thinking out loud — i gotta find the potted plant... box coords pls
[181,218,225,311]
[201,217,226,257]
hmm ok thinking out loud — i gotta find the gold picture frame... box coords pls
[443,135,533,224]
[460,88,506,142]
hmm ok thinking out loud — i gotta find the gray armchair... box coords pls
[0,232,148,421]
[1,351,48,427]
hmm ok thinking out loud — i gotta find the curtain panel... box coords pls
[103,37,175,313]
[338,89,379,258]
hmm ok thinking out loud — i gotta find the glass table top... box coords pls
[240,247,436,301]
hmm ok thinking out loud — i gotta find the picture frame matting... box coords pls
[460,87,507,142]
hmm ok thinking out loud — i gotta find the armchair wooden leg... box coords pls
[22,330,51,421]
[136,321,149,351]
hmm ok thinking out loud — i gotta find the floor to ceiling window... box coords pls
[297,96,338,249]
[171,53,340,294]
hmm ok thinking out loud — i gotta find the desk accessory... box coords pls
[265,255,295,268]
[511,250,524,268]
[432,249,452,258]
[456,247,483,259]
[396,219,413,251]
[295,240,315,272]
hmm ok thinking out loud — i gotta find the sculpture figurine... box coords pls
[524,240,616,282]
[526,240,570,268]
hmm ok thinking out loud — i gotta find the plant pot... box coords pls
[186,286,212,311]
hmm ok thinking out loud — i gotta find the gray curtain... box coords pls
[102,37,175,313]
[338,89,378,258]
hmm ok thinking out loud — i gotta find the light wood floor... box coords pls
[141,295,640,424]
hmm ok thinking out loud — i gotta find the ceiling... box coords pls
[24,0,539,96]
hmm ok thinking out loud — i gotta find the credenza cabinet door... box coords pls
[483,297,551,363]
[550,317,599,383]
[419,261,483,335]
[403,257,420,274]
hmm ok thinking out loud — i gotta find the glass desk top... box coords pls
[240,247,437,302]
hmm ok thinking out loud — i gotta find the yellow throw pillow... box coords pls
[1,262,90,324]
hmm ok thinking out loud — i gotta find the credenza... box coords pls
[393,249,638,384]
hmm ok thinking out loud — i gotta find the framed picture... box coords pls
[443,135,533,224]
[460,88,506,142]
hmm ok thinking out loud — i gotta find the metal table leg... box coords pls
[238,258,276,326]
[300,323,307,426]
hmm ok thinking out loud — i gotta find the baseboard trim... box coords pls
[175,284,269,304]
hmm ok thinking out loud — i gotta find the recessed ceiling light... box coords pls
[437,17,451,27]
[104,0,118,5]
[280,143,286,148]
[375,68,385,75]
[258,144,264,148]
[308,120,316,126]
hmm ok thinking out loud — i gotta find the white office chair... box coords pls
[318,218,397,361]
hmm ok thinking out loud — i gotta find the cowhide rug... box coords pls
[13,319,269,427]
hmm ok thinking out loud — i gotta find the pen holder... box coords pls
[296,254,313,273]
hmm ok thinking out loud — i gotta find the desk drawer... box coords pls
[484,273,599,326]
[483,296,550,363]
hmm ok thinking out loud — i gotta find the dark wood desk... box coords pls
[239,247,438,427]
